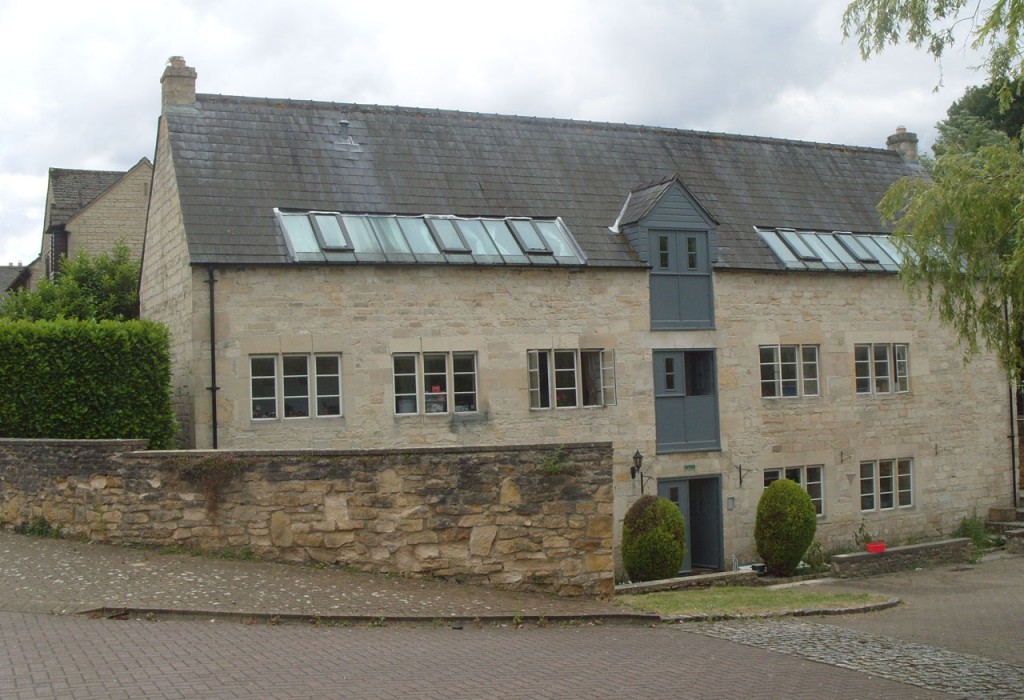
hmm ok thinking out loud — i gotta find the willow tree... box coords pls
[844,0,1024,381]
[843,0,1024,106]
[879,141,1024,380]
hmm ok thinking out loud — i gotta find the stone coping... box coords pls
[616,569,758,594]
[831,537,973,577]
[132,442,612,458]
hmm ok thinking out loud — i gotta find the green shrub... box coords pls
[0,319,176,448]
[621,495,686,582]
[802,538,830,573]
[755,479,817,577]
[953,512,997,551]
[14,516,59,538]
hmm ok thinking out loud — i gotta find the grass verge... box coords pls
[616,587,890,618]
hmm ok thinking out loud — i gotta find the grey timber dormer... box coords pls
[617,176,718,330]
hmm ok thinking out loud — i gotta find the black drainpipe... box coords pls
[1005,301,1019,507]
[1011,380,1019,508]
[206,266,219,449]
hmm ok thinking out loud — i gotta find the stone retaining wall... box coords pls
[0,439,614,597]
[1005,529,1024,555]
[830,538,973,578]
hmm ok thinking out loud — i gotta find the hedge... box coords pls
[0,319,175,448]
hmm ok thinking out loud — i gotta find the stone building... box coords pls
[140,57,1014,572]
[21,159,152,290]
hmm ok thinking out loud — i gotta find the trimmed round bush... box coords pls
[755,479,817,577]
[621,495,686,582]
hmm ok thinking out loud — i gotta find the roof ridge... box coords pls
[192,93,896,155]
[49,166,127,177]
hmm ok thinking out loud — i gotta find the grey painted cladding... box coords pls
[162,95,924,269]
[622,180,719,266]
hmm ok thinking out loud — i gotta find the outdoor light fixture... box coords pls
[630,449,643,479]
[629,449,652,494]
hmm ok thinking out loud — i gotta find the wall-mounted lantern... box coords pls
[629,449,653,494]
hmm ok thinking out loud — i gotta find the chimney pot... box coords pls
[887,126,918,161]
[161,56,197,111]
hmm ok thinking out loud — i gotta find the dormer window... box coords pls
[613,176,717,331]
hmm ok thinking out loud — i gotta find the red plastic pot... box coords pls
[866,542,887,553]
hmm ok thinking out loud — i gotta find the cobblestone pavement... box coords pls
[0,611,952,699]
[693,618,1024,699]
[688,554,1024,699]
[802,554,1024,666]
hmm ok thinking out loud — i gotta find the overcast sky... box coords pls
[0,0,986,266]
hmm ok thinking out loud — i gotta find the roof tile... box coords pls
[164,97,923,269]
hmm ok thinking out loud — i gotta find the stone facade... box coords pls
[140,250,1014,573]
[175,264,648,451]
[62,162,151,261]
[138,119,195,441]
[627,268,1013,563]
[33,160,152,290]
[0,439,614,598]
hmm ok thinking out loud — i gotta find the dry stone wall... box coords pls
[0,439,614,598]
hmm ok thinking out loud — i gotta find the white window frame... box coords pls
[251,353,343,421]
[894,344,910,393]
[314,354,343,417]
[250,355,278,420]
[759,344,819,398]
[393,352,478,416]
[451,352,478,413]
[763,465,824,516]
[855,343,910,395]
[393,353,420,415]
[860,458,913,511]
[528,349,616,410]
[282,354,310,418]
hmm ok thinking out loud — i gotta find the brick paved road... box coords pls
[0,612,952,699]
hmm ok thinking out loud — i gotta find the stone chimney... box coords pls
[161,56,197,111]
[886,126,919,161]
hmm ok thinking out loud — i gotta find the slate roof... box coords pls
[0,264,26,293]
[617,176,719,230]
[46,168,127,230]
[163,95,925,270]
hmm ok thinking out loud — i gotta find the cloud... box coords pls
[0,0,989,264]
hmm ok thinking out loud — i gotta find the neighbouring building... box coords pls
[22,159,152,290]
[0,263,28,296]
[140,57,1015,574]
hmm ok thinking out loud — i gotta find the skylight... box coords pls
[755,228,902,273]
[277,211,588,266]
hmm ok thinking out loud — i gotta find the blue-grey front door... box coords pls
[658,476,723,573]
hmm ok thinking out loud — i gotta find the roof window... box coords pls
[756,227,901,273]
[277,211,587,266]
